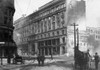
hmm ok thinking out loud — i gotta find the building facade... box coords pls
[14,0,85,56]
[86,27,100,54]
[67,28,89,55]
[86,27,100,40]
[0,0,16,64]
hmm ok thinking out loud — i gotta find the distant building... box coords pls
[78,30,89,51]
[86,27,100,54]
[67,29,89,55]
[86,27,100,40]
[14,0,86,56]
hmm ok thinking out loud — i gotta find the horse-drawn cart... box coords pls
[13,55,24,64]
[74,45,91,70]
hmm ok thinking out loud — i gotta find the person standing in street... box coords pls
[94,52,99,70]
[87,49,91,69]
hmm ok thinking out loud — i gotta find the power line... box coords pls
[15,0,24,15]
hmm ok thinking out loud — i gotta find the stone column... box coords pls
[60,37,62,44]
[28,43,32,55]
[43,48,45,55]
[60,46,63,55]
[35,42,38,54]
[59,37,62,55]
[47,48,49,55]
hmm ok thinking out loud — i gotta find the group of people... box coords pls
[87,50,100,70]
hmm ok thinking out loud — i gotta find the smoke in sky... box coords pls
[67,0,86,25]
[86,0,100,27]
[66,0,100,30]
[66,0,100,56]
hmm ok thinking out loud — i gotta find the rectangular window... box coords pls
[48,40,51,45]
[62,30,64,35]
[52,39,56,45]
[57,31,59,35]
[56,13,60,28]
[56,38,60,45]
[45,41,48,46]
[64,3,66,7]
[62,37,65,43]
[52,15,56,30]
[48,17,51,30]
[60,12,65,27]
[4,16,7,24]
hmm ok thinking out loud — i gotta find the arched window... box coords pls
[48,17,51,30]
[52,15,56,30]
[56,13,60,28]
[60,12,65,27]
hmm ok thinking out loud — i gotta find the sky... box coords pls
[14,0,52,21]
[86,0,100,27]
[14,0,100,28]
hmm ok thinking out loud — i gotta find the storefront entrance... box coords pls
[0,45,17,64]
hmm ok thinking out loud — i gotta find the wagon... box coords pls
[74,46,91,70]
[13,55,24,64]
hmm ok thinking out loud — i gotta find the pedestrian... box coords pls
[13,54,16,64]
[94,52,99,70]
[37,53,41,66]
[87,49,91,69]
[41,55,45,65]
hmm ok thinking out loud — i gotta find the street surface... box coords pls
[0,55,99,70]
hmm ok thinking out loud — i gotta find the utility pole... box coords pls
[73,23,78,59]
[70,23,78,56]
[70,23,78,68]
[76,28,79,47]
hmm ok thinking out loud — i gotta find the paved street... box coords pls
[0,55,99,70]
[0,55,73,70]
[1,60,73,70]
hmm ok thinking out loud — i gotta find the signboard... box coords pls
[0,42,15,46]
[0,42,5,44]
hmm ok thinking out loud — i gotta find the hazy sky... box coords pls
[14,0,100,28]
[14,0,52,21]
[86,0,100,27]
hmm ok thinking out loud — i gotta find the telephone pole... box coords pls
[69,23,78,68]
[70,23,78,54]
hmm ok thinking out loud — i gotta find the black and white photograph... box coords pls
[0,0,99,70]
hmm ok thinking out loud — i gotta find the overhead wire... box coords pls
[15,0,32,17]
[15,0,24,15]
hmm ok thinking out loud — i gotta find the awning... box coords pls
[0,42,17,47]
